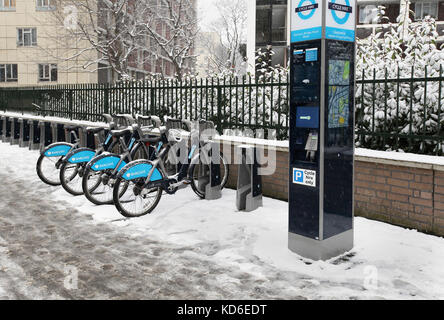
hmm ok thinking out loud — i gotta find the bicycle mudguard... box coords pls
[119,160,163,181]
[88,153,127,172]
[66,148,96,164]
[43,142,74,157]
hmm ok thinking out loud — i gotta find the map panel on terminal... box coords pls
[328,60,350,128]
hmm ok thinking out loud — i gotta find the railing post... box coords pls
[217,84,222,135]
[68,89,73,120]
[150,87,155,115]
[104,84,109,115]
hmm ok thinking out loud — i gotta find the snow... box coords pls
[1,141,444,299]
[356,148,444,167]
[217,134,289,150]
[3,110,444,167]
[1,111,107,128]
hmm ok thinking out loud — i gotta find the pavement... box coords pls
[0,170,307,300]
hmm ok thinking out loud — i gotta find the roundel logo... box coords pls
[329,0,352,25]
[296,0,318,20]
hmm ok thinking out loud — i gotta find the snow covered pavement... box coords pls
[0,142,443,299]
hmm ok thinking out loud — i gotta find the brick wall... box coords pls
[221,141,444,237]
[354,161,444,236]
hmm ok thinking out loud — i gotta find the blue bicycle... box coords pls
[36,114,115,186]
[81,115,163,206]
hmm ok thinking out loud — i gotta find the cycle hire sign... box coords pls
[325,0,356,42]
[293,168,316,187]
[291,0,323,42]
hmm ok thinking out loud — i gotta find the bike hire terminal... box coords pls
[289,0,355,260]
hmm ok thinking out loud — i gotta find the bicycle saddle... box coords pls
[136,115,162,128]
[86,127,105,134]
[110,127,132,137]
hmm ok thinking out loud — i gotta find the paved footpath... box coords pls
[0,170,306,300]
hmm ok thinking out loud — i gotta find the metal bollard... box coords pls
[236,145,263,212]
[18,118,31,148]
[28,119,40,150]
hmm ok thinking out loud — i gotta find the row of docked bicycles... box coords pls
[36,114,229,218]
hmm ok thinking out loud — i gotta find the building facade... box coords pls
[0,0,99,86]
[0,0,197,86]
[247,0,444,74]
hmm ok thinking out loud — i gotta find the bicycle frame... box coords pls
[42,129,80,169]
[139,134,207,191]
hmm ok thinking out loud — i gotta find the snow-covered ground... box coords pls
[0,142,444,300]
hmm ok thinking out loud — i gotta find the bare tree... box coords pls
[142,0,198,80]
[201,0,247,75]
[46,0,197,81]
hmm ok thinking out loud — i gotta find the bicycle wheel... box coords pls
[189,151,229,199]
[113,177,163,218]
[82,166,117,205]
[82,153,131,205]
[36,154,63,186]
[60,162,88,196]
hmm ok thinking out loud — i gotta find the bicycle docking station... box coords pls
[236,145,263,212]
[18,118,30,148]
[10,117,19,145]
[194,121,222,200]
[86,128,97,149]
[51,123,65,143]
[2,116,11,143]
[288,0,355,260]
[0,116,4,141]
[64,124,78,144]
[197,141,222,200]
[28,119,40,150]
[39,121,53,151]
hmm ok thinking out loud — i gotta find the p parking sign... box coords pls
[292,168,316,187]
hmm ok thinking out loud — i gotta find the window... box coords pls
[256,5,271,44]
[38,64,57,82]
[36,0,54,10]
[0,0,15,10]
[137,50,145,67]
[271,5,287,43]
[256,0,288,45]
[17,28,37,47]
[0,64,18,82]
[415,2,438,20]
[359,5,379,24]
